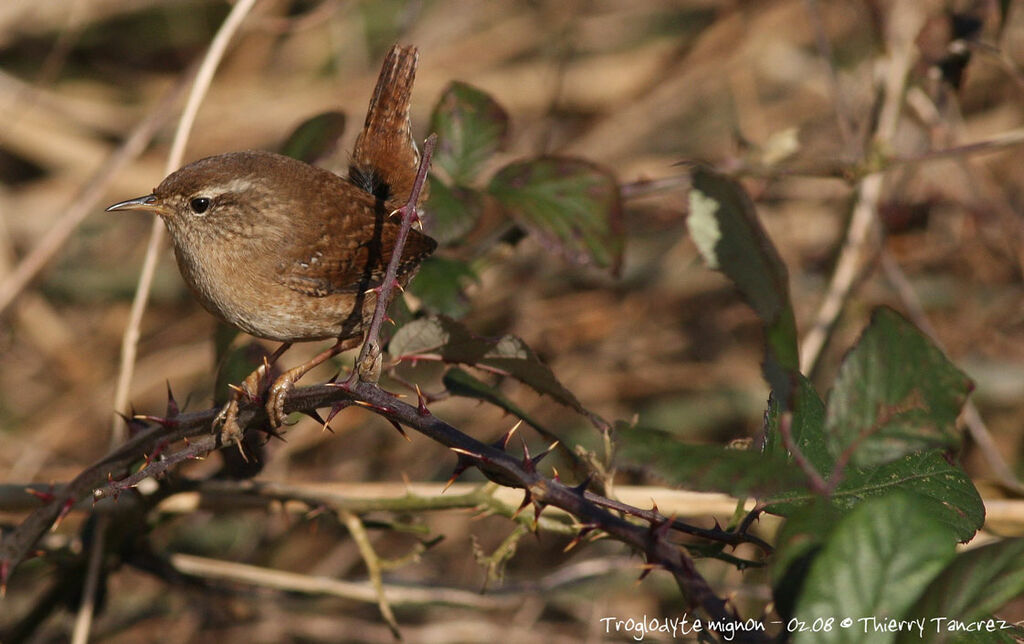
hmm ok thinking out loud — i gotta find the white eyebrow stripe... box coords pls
[205,177,254,197]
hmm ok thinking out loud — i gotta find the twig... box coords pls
[111,0,262,441]
[583,493,773,553]
[340,510,401,639]
[1,381,764,638]
[802,0,854,146]
[69,514,108,644]
[799,2,923,375]
[347,133,437,386]
[618,174,690,200]
[167,552,518,609]
[79,3,262,641]
[0,72,191,317]
[778,412,829,496]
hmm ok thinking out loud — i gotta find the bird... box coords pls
[107,44,435,444]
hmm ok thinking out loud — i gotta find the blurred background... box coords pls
[1,0,1023,641]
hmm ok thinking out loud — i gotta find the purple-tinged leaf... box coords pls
[488,157,623,273]
[431,81,509,185]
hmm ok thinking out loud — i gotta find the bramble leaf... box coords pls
[825,307,972,468]
[408,256,478,317]
[687,167,798,399]
[767,451,984,542]
[431,81,509,185]
[792,493,957,644]
[421,175,486,244]
[617,424,807,497]
[489,157,623,273]
[898,538,1024,644]
[390,316,598,423]
[279,111,346,164]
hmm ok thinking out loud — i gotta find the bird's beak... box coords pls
[105,194,164,214]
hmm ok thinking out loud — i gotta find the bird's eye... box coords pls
[189,197,211,214]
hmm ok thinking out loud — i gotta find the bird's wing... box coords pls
[275,189,436,297]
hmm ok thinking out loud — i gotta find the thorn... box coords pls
[415,384,430,416]
[511,490,532,520]
[148,440,169,465]
[651,513,676,542]
[352,400,393,414]
[520,437,534,473]
[301,409,326,425]
[165,381,179,418]
[388,419,411,441]
[117,411,147,437]
[327,377,353,392]
[384,314,396,326]
[532,500,547,532]
[442,454,474,492]
[25,487,56,504]
[52,498,74,531]
[449,446,482,458]
[563,523,597,552]
[530,441,558,470]
[183,436,190,447]
[133,414,179,429]
[650,500,659,515]
[493,420,523,451]
[635,562,659,584]
[551,467,560,482]
[227,383,256,403]
[268,427,288,442]
[571,475,592,497]
[323,401,352,432]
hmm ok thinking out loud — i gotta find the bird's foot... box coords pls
[265,371,298,429]
[212,360,270,452]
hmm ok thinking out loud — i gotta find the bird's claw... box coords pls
[213,364,266,447]
[266,374,297,428]
[213,398,245,448]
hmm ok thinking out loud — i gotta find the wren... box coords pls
[107,45,436,442]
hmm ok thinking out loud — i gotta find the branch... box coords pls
[348,133,437,385]
[1,379,767,639]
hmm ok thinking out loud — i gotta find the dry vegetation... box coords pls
[1,0,1023,642]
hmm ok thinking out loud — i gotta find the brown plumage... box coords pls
[107,44,434,434]
[108,45,435,343]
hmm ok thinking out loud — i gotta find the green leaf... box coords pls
[617,424,808,497]
[771,501,844,620]
[488,157,624,272]
[390,316,598,423]
[792,492,957,644]
[422,175,486,244]
[408,256,478,317]
[763,374,832,476]
[767,451,984,542]
[430,81,509,184]
[279,111,346,163]
[687,167,798,398]
[825,307,973,468]
[898,539,1024,644]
